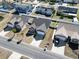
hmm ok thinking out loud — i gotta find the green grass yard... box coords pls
[50,21,59,28]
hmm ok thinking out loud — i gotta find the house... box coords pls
[57,6,78,16]
[34,23,46,40]
[4,15,29,33]
[55,23,79,45]
[32,18,51,30]
[35,6,53,17]
[34,30,45,40]
[0,0,14,13]
[64,0,79,4]
[4,15,20,31]
[56,0,79,3]
[14,3,33,14]
[53,35,67,47]
[26,17,51,40]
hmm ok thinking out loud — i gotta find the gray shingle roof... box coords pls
[21,16,29,24]
[30,23,36,29]
[58,6,78,14]
[37,23,47,32]
[32,18,51,30]
[56,23,79,40]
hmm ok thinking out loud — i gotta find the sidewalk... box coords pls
[0,30,9,37]
[51,44,65,56]
[31,37,42,47]
[8,52,22,59]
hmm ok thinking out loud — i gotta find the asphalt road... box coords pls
[0,36,71,59]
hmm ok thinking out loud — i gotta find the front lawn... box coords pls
[50,21,59,28]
